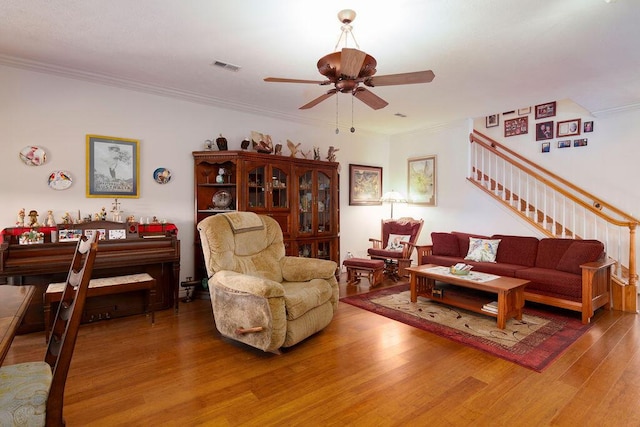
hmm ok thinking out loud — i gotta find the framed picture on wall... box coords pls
[535,121,554,141]
[584,121,594,133]
[486,114,499,128]
[504,117,528,137]
[535,101,556,119]
[348,164,382,206]
[407,155,436,206]
[557,119,581,138]
[86,135,140,198]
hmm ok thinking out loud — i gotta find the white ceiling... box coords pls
[1,0,638,135]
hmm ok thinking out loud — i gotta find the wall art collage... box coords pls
[486,101,594,153]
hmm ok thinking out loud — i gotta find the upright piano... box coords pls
[0,221,180,334]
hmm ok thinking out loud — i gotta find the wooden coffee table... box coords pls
[406,264,530,329]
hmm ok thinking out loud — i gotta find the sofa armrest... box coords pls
[580,256,616,323]
[280,256,337,282]
[415,245,433,264]
[211,270,284,298]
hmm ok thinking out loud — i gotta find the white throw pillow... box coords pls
[464,237,501,262]
[386,234,411,251]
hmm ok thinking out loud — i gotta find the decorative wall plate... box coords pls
[212,190,232,209]
[153,167,172,184]
[47,170,73,190]
[19,146,47,166]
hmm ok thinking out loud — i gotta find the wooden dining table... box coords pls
[0,285,35,365]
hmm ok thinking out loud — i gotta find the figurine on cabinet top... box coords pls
[313,147,321,161]
[327,146,339,162]
[287,139,301,157]
[28,210,40,227]
[45,210,56,227]
[16,208,25,227]
[61,212,74,224]
[274,143,283,155]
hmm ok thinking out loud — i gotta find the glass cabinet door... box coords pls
[270,166,288,209]
[317,171,331,234]
[247,165,266,209]
[298,170,313,234]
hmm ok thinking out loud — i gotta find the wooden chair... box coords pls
[368,217,424,280]
[0,232,99,426]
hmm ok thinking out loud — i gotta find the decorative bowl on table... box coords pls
[450,266,471,276]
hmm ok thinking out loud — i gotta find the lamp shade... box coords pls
[380,191,407,203]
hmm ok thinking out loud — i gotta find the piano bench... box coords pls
[44,273,156,342]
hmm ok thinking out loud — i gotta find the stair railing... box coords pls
[469,130,638,313]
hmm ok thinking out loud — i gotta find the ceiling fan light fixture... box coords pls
[337,9,356,24]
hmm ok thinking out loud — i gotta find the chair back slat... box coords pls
[44,232,99,425]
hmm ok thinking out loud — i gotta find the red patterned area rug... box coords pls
[340,284,592,372]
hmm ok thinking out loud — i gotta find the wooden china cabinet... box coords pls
[193,151,339,281]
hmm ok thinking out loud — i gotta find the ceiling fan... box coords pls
[264,9,435,111]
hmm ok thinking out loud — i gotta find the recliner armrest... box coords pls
[212,270,284,298]
[281,256,337,281]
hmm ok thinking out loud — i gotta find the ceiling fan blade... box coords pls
[353,88,388,110]
[340,48,367,79]
[264,77,329,85]
[299,89,337,110]
[365,70,435,87]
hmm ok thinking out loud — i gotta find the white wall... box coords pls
[0,64,389,280]
[3,64,639,278]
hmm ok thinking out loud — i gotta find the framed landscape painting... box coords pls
[349,164,382,206]
[86,135,140,198]
[407,155,436,206]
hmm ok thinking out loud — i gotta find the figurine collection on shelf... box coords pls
[202,131,340,163]
[12,198,169,245]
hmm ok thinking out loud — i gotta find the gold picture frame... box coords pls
[407,155,436,206]
[86,134,140,198]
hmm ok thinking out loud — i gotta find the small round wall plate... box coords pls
[48,170,73,190]
[153,167,172,184]
[19,146,47,166]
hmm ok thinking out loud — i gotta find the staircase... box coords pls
[469,130,638,313]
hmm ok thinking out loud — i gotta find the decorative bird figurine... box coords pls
[287,139,302,158]
[327,146,340,162]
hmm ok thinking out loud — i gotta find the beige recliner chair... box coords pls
[197,212,338,353]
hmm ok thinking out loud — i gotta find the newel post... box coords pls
[625,223,638,312]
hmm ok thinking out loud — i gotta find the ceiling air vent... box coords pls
[211,60,241,72]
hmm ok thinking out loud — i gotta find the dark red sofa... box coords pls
[417,231,615,324]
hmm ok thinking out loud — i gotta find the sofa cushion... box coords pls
[492,234,539,267]
[423,255,465,268]
[534,238,575,270]
[431,232,460,257]
[516,267,582,301]
[452,231,490,256]
[464,261,530,277]
[556,240,604,275]
[464,238,501,262]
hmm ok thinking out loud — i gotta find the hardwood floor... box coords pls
[5,276,640,426]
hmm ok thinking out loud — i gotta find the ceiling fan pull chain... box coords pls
[335,93,340,134]
[351,96,356,133]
